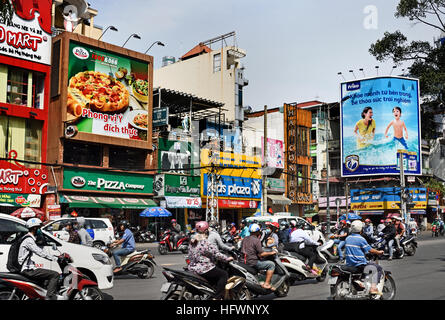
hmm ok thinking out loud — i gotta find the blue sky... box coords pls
[91,0,435,111]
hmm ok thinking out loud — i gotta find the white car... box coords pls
[42,217,115,249]
[245,214,325,244]
[0,213,114,290]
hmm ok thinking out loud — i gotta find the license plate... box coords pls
[328,276,338,285]
[160,282,172,293]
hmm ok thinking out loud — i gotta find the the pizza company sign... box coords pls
[0,2,51,65]
[71,175,145,192]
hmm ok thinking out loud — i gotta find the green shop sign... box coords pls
[154,174,200,197]
[266,178,285,193]
[63,168,153,194]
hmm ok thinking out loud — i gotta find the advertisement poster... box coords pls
[340,76,421,177]
[158,138,193,174]
[350,187,427,210]
[0,0,52,65]
[262,138,284,169]
[202,174,262,200]
[67,41,150,140]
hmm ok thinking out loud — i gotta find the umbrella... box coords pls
[11,207,46,221]
[139,207,172,217]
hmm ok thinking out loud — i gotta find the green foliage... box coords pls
[0,0,14,25]
[424,177,445,195]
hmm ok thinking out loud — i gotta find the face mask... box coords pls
[265,229,271,235]
[36,229,42,236]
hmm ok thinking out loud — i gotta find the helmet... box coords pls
[208,220,219,229]
[385,218,392,223]
[195,221,209,233]
[249,223,261,233]
[118,220,130,229]
[290,220,297,227]
[230,222,236,227]
[280,221,289,227]
[346,220,351,225]
[380,219,384,223]
[365,219,371,223]
[240,219,247,225]
[350,220,364,233]
[269,222,280,230]
[171,219,177,223]
[340,220,347,225]
[26,218,42,229]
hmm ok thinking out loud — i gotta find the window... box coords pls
[44,219,71,232]
[238,85,243,107]
[87,219,107,229]
[0,219,28,244]
[63,141,103,166]
[213,53,221,72]
[0,116,43,168]
[109,146,146,170]
[2,65,45,109]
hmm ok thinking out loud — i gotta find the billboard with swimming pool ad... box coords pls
[340,76,421,177]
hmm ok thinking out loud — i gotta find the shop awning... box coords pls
[357,211,384,215]
[318,209,347,216]
[408,210,426,215]
[60,195,157,209]
[267,194,292,206]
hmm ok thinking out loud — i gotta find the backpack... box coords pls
[7,234,32,273]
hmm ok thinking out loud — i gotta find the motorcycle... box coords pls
[432,225,439,237]
[225,248,291,298]
[160,260,251,300]
[0,245,103,300]
[328,253,396,300]
[158,230,189,255]
[319,235,341,263]
[103,244,156,279]
[370,234,404,259]
[401,234,417,256]
[279,244,329,284]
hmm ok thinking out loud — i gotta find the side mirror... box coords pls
[52,243,57,251]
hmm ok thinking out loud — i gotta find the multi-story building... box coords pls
[154,32,249,130]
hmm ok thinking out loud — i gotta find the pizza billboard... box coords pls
[340,76,421,177]
[66,41,151,140]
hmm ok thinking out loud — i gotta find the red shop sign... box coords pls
[0,151,48,194]
[218,199,258,209]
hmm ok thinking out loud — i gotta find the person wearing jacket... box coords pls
[278,221,291,244]
[187,221,233,300]
[381,218,396,260]
[208,220,234,252]
[75,217,93,246]
[18,218,60,300]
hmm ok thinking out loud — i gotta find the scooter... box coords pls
[161,260,251,300]
[328,253,396,300]
[0,245,103,300]
[158,230,189,255]
[370,235,404,259]
[401,234,417,256]
[319,236,341,263]
[226,248,291,298]
[279,244,329,284]
[103,244,156,279]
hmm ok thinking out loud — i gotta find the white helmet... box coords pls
[249,223,261,233]
[350,220,363,233]
[26,218,42,229]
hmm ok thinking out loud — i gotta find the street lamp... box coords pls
[122,33,141,47]
[144,41,165,54]
[98,25,118,40]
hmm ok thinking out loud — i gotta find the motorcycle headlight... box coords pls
[92,253,111,265]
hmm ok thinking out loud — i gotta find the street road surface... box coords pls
[103,233,445,300]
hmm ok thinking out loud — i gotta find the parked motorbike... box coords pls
[160,260,250,300]
[158,230,189,255]
[401,234,417,256]
[328,253,396,300]
[279,244,329,284]
[103,244,156,279]
[0,245,103,300]
[225,248,291,298]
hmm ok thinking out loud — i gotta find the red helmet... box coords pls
[385,218,392,223]
[195,221,209,233]
[267,222,279,229]
[171,219,177,223]
[380,219,384,223]
[340,220,347,225]
[365,219,371,223]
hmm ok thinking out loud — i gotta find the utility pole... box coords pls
[262,105,268,216]
[325,103,331,234]
[399,150,408,224]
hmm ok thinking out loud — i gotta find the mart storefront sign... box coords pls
[63,168,153,194]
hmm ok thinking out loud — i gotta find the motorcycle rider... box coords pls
[208,220,234,252]
[170,219,182,250]
[63,221,81,244]
[229,222,238,236]
[285,220,321,275]
[110,220,135,273]
[18,218,60,300]
[363,219,374,243]
[393,217,405,253]
[241,223,277,290]
[75,217,93,247]
[381,218,396,260]
[278,221,290,244]
[407,218,418,235]
[344,220,384,295]
[237,219,250,239]
[264,222,280,249]
[187,221,233,300]
[377,219,386,233]
[333,220,349,263]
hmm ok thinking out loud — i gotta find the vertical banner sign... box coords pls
[67,41,150,140]
[340,77,421,177]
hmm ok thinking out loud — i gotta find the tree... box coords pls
[369,1,445,110]
[0,0,14,25]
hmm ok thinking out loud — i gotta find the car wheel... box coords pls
[93,241,105,249]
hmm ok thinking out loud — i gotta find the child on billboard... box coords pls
[384,106,409,150]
